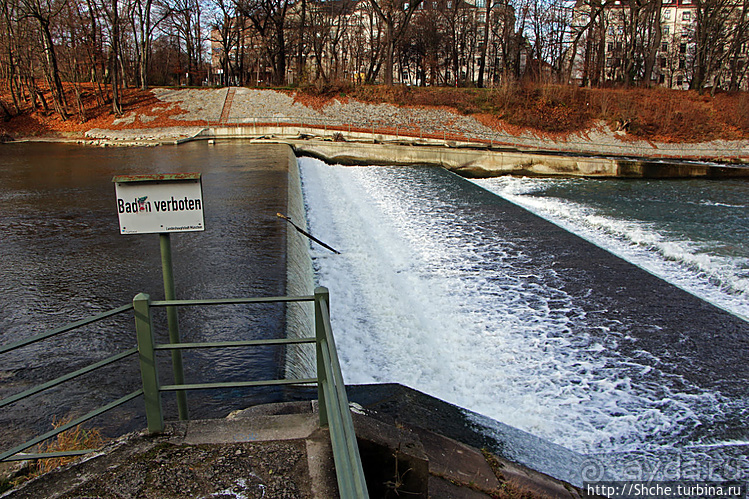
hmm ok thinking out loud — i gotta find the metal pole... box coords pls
[159,233,188,420]
[315,287,329,427]
[133,293,164,433]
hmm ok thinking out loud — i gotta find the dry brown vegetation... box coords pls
[34,417,107,475]
[2,82,749,144]
[308,83,749,142]
[0,417,106,492]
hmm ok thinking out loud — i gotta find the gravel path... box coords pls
[93,88,749,160]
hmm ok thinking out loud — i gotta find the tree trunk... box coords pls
[477,0,491,87]
[297,0,306,83]
[38,19,68,119]
[111,0,123,115]
[642,0,663,87]
[384,21,394,85]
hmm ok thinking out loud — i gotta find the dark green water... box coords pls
[0,141,295,448]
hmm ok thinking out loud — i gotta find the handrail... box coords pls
[150,295,314,307]
[153,337,316,350]
[2,289,369,496]
[0,303,141,463]
[315,287,370,498]
[0,390,144,462]
[0,348,139,409]
[0,303,134,355]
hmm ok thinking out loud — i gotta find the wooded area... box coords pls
[1,0,748,122]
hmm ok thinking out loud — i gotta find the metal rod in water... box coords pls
[277,213,341,255]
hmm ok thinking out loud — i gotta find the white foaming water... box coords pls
[299,158,725,455]
[473,176,749,321]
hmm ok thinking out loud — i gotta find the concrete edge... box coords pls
[284,145,317,380]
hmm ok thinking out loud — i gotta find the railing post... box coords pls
[133,293,164,434]
[315,286,330,427]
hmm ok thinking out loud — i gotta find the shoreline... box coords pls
[2,87,748,167]
[13,125,746,179]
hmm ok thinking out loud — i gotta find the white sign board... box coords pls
[114,173,205,234]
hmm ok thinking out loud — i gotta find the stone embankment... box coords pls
[81,88,749,165]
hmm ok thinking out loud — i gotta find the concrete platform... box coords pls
[1,398,590,498]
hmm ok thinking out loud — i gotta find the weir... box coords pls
[197,126,749,178]
[298,158,749,485]
[3,141,748,495]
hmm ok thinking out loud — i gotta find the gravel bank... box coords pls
[90,88,749,161]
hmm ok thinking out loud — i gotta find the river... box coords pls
[0,142,294,448]
[3,143,748,485]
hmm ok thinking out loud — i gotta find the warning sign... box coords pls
[113,173,205,234]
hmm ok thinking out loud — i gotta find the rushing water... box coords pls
[475,176,749,321]
[0,142,293,449]
[299,158,749,482]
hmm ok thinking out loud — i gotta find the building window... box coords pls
[660,56,667,68]
[608,42,615,52]
[682,11,691,21]
[664,9,671,19]
[680,43,687,54]
[677,76,683,85]
[679,58,685,69]
[662,42,668,52]
[659,74,665,83]
[664,26,670,35]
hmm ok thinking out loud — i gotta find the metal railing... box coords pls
[0,286,368,498]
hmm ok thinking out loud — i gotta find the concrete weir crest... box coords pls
[283,146,317,379]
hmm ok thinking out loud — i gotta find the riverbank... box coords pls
[2,87,749,163]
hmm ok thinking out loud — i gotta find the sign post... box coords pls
[114,173,205,421]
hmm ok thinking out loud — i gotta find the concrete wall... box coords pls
[202,128,749,178]
[291,141,749,179]
[283,145,316,379]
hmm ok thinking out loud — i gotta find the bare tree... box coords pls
[369,0,424,85]
[209,0,241,85]
[130,0,169,88]
[726,0,749,90]
[691,0,732,91]
[19,0,69,118]
[237,0,292,85]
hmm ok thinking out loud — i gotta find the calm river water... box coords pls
[0,142,296,448]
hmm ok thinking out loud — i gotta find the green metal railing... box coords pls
[0,304,141,462]
[0,287,368,498]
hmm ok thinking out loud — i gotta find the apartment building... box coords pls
[570,0,748,90]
